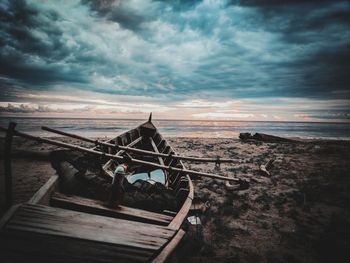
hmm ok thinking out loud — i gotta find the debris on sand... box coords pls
[239,132,298,143]
[259,159,275,177]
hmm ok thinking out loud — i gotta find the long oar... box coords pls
[41,126,237,163]
[0,126,243,183]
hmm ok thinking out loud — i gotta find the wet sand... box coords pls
[1,136,350,263]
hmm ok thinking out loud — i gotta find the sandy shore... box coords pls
[1,136,350,263]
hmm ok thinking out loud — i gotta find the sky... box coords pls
[0,0,349,121]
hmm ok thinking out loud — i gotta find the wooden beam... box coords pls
[3,122,16,211]
[150,137,169,185]
[51,192,173,225]
[42,126,100,145]
[0,126,242,183]
[28,175,59,205]
[168,176,193,230]
[115,136,143,157]
[152,229,186,263]
[0,204,20,229]
[150,137,164,166]
[102,136,143,178]
[41,126,237,163]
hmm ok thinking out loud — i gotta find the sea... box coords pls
[0,117,350,140]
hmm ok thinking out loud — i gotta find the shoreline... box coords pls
[1,134,350,142]
[1,118,350,141]
[1,136,350,263]
[2,115,350,125]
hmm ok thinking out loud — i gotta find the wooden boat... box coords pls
[0,114,250,262]
[100,114,193,216]
[0,115,193,263]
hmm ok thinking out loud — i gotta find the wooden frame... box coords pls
[28,175,59,205]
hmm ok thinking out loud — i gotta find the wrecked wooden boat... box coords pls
[0,115,195,263]
[0,114,247,263]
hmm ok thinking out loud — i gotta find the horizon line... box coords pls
[0,115,350,125]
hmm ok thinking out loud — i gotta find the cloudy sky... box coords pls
[0,0,349,121]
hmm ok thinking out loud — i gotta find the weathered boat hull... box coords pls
[0,117,193,263]
[100,119,193,230]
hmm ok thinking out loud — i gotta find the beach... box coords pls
[1,136,350,263]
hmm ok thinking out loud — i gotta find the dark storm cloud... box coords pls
[0,0,349,119]
[227,0,350,99]
[83,0,202,31]
[0,0,90,86]
[82,0,154,31]
[237,0,330,7]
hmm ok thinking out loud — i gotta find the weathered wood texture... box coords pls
[0,203,177,263]
[150,137,169,186]
[102,136,143,178]
[0,126,239,182]
[152,229,186,263]
[51,192,173,225]
[168,175,193,230]
[29,175,59,205]
[42,125,236,163]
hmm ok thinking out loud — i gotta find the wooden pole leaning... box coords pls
[0,126,243,183]
[41,126,237,163]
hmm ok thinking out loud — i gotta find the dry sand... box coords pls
[0,136,350,263]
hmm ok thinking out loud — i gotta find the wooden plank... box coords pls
[0,228,153,262]
[29,175,59,205]
[102,136,143,178]
[114,136,143,157]
[0,204,20,229]
[152,229,186,263]
[150,137,169,186]
[6,204,175,251]
[150,137,165,166]
[50,192,173,225]
[15,205,174,239]
[168,176,193,230]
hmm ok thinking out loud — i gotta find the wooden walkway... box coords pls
[0,202,181,262]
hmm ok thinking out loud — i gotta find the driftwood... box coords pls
[259,159,275,177]
[226,178,250,190]
[239,132,297,143]
[42,126,237,163]
[0,126,245,183]
[190,201,210,214]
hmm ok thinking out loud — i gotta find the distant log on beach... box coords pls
[239,132,297,143]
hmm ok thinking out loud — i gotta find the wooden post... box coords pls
[3,122,16,211]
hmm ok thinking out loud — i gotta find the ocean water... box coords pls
[0,117,349,140]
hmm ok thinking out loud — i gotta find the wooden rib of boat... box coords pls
[0,116,193,263]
